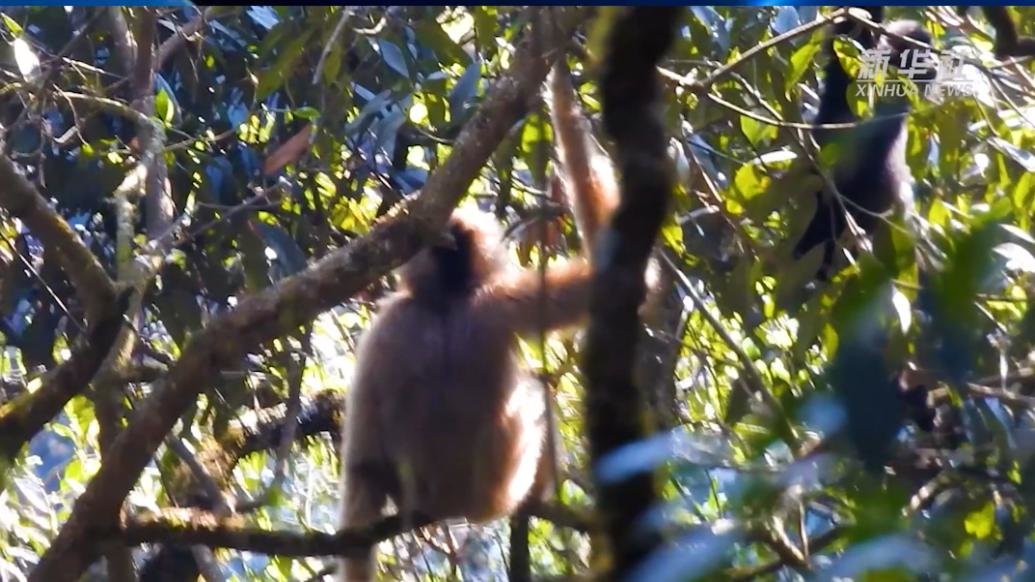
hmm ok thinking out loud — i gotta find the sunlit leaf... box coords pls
[995,242,1035,273]
[415,19,469,66]
[11,38,40,80]
[991,137,1035,172]
[155,89,175,125]
[964,502,996,539]
[787,33,822,90]
[1,13,24,36]
[890,286,912,334]
[739,116,777,147]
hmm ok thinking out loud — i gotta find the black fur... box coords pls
[432,222,474,297]
[793,8,931,277]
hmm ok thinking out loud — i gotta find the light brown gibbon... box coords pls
[337,62,619,581]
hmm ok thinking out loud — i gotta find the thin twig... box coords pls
[312,8,353,86]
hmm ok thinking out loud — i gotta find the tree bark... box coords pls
[582,6,682,579]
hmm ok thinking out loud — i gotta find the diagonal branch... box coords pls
[29,8,587,581]
[157,7,239,70]
[0,289,131,470]
[0,153,117,318]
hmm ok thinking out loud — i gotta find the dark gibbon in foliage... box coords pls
[337,62,619,582]
[793,7,934,277]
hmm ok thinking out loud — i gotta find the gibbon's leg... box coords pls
[338,459,389,582]
[339,375,394,582]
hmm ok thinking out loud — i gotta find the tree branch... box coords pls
[30,9,586,581]
[139,388,343,580]
[0,153,118,318]
[120,511,432,558]
[728,525,845,580]
[104,7,136,78]
[582,6,681,579]
[0,289,131,470]
[119,501,591,559]
[156,7,239,70]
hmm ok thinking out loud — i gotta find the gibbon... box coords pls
[337,62,618,581]
[793,7,934,277]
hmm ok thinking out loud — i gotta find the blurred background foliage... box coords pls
[1,5,1035,581]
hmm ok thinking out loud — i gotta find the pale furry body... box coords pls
[338,62,615,581]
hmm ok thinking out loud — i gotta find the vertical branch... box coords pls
[508,517,531,582]
[96,10,167,581]
[582,6,681,579]
[635,268,684,429]
[131,8,174,237]
[105,7,136,77]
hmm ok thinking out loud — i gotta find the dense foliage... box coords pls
[2,5,1035,581]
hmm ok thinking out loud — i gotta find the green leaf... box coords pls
[937,103,964,179]
[1,13,23,36]
[732,163,769,207]
[740,115,777,147]
[1011,172,1034,217]
[414,19,469,66]
[155,88,175,125]
[322,43,343,85]
[929,219,1001,383]
[519,113,549,185]
[873,214,916,278]
[774,243,824,311]
[752,167,821,224]
[293,106,321,120]
[660,221,684,254]
[378,39,410,77]
[786,32,822,90]
[470,7,497,53]
[256,28,314,100]
[964,502,996,539]
[793,298,824,359]
[720,259,759,328]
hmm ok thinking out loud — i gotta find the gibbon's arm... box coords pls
[815,7,884,133]
[481,260,593,336]
[548,60,619,259]
[482,61,622,335]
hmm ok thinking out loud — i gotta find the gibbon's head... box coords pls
[882,20,936,83]
[400,206,504,302]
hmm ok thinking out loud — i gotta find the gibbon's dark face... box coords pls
[431,221,475,296]
[399,208,504,303]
